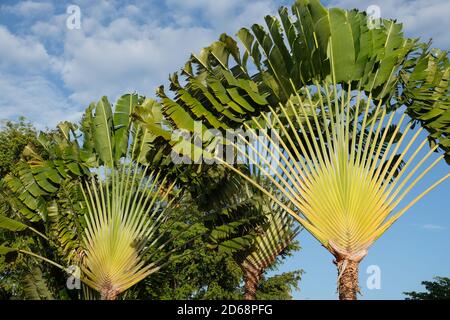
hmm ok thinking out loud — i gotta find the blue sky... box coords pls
[0,0,449,300]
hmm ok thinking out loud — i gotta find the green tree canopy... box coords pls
[404,277,450,300]
[0,118,40,178]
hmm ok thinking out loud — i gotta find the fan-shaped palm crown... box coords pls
[81,165,176,299]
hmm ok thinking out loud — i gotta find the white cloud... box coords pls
[165,0,281,32]
[1,1,54,17]
[31,21,60,38]
[73,0,122,25]
[61,21,215,105]
[55,0,285,106]
[0,25,60,73]
[0,74,81,129]
[30,14,67,41]
[123,4,140,17]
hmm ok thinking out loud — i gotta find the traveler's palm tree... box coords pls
[80,164,177,299]
[0,96,184,299]
[219,80,449,299]
[203,170,300,300]
[238,206,300,300]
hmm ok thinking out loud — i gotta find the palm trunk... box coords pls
[100,281,119,300]
[243,265,262,300]
[336,259,360,300]
[241,241,287,300]
[100,288,119,300]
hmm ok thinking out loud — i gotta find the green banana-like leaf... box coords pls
[114,94,139,160]
[399,45,450,162]
[80,103,97,164]
[0,214,28,231]
[0,246,17,254]
[3,143,87,223]
[94,96,115,167]
[22,267,55,300]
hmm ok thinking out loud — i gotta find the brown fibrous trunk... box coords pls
[100,281,120,300]
[329,241,367,300]
[243,265,262,300]
[336,259,360,300]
